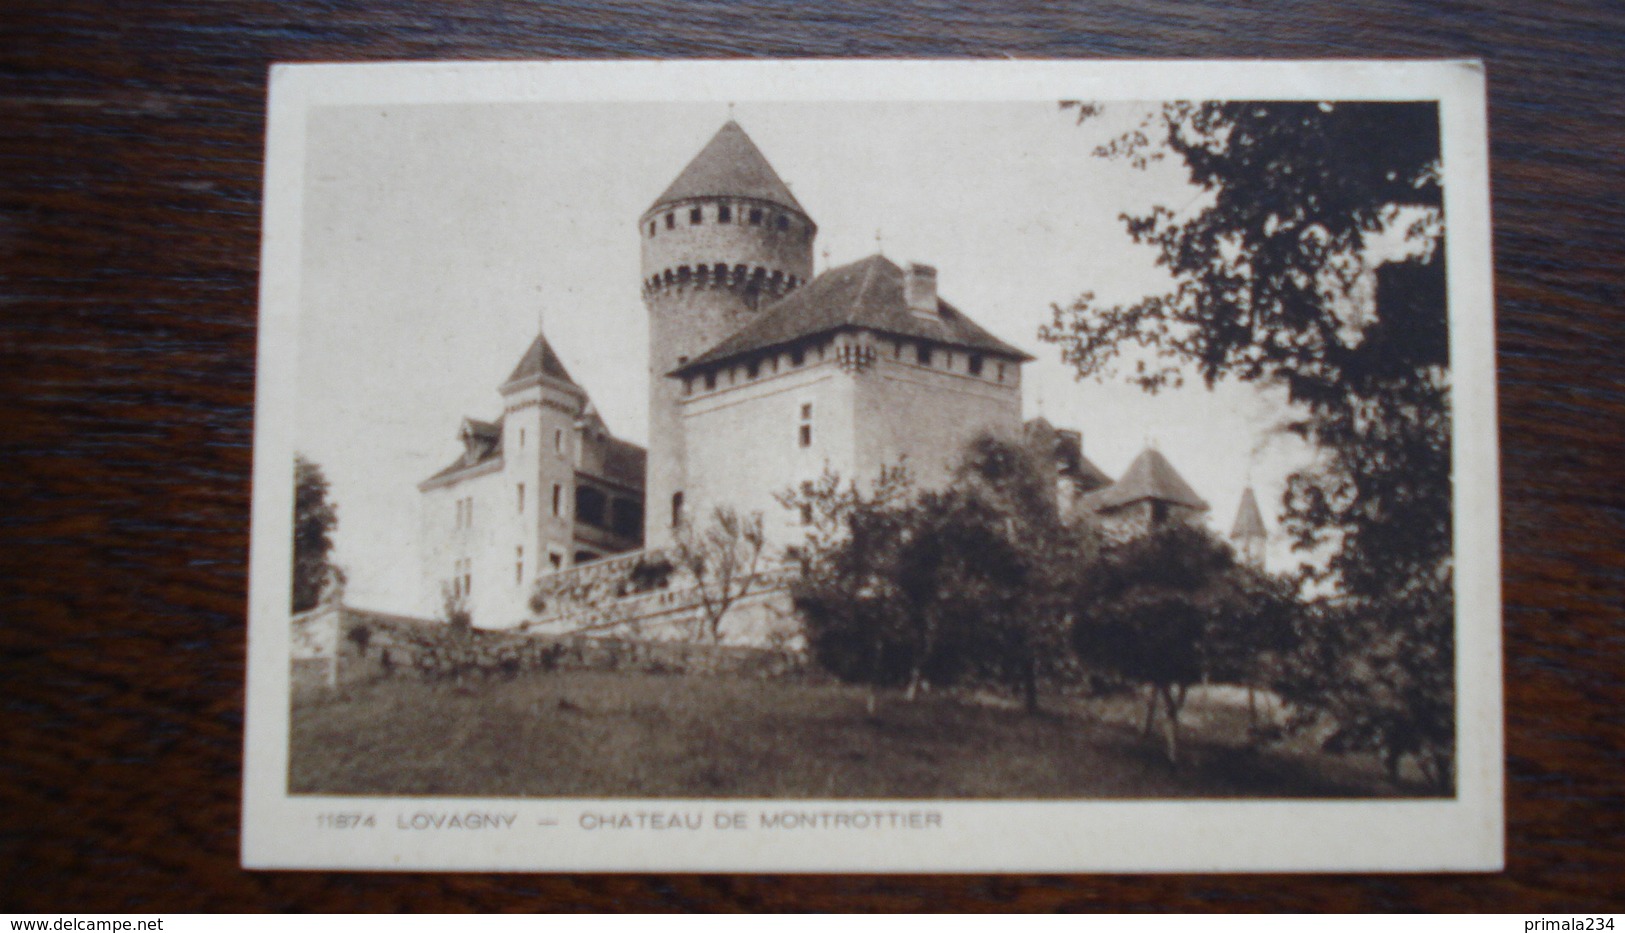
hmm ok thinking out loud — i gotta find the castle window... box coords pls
[969,354,984,376]
[554,429,563,454]
[800,403,812,419]
[996,362,1006,383]
[671,492,685,528]
[463,560,472,598]
[665,212,675,229]
[704,371,716,391]
[683,377,693,396]
[718,204,731,223]
[516,547,524,585]
[552,484,562,517]
[798,402,813,448]
[746,360,760,380]
[549,551,563,571]
[519,428,525,448]
[916,343,933,366]
[689,207,702,225]
[776,215,789,231]
[517,483,525,513]
[790,347,804,367]
[749,208,763,225]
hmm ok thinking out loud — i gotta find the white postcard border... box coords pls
[243,59,1501,873]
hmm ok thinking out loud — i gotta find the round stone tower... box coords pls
[640,120,816,548]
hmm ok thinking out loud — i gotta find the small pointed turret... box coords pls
[1230,486,1267,569]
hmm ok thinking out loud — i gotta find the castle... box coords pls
[418,120,1267,630]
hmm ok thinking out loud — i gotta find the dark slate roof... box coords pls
[593,437,647,491]
[421,417,504,486]
[464,417,500,441]
[503,333,578,389]
[1230,487,1267,539]
[1091,448,1210,513]
[673,254,1034,375]
[650,121,806,216]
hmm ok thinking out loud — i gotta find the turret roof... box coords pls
[1230,486,1267,539]
[671,254,1033,375]
[1091,447,1210,513]
[649,121,806,216]
[503,333,578,390]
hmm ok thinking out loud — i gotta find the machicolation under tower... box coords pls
[641,120,816,548]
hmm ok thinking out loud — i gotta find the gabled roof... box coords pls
[673,254,1033,375]
[1231,486,1267,539]
[650,121,806,216]
[503,333,578,390]
[1091,447,1210,513]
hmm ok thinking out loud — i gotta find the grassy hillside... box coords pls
[289,670,1411,799]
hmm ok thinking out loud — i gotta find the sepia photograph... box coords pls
[243,60,1500,872]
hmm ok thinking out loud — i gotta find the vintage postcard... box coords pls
[243,60,1501,872]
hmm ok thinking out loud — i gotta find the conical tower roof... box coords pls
[1092,447,1210,512]
[502,333,578,390]
[1230,486,1267,539]
[649,120,806,215]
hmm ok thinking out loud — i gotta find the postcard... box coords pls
[243,59,1500,872]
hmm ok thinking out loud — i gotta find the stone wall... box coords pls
[523,547,802,648]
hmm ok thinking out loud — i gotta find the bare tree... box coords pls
[672,506,767,643]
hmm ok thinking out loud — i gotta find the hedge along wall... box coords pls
[298,604,812,692]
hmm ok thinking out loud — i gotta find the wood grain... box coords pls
[1,0,1621,911]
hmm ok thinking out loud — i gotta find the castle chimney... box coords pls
[905,263,938,315]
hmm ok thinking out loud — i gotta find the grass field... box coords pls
[289,670,1411,799]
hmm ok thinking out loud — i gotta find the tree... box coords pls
[440,581,471,635]
[778,464,918,713]
[945,433,1098,714]
[292,454,340,613]
[780,439,1097,716]
[671,506,767,643]
[1073,523,1292,763]
[1041,101,1454,784]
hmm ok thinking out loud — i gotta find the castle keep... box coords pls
[642,121,1032,550]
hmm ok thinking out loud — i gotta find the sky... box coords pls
[296,100,1317,614]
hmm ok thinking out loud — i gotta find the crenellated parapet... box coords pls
[642,263,803,303]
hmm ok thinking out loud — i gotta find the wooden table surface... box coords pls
[2,0,1621,912]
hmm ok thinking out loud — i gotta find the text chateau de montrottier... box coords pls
[415,120,1267,629]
